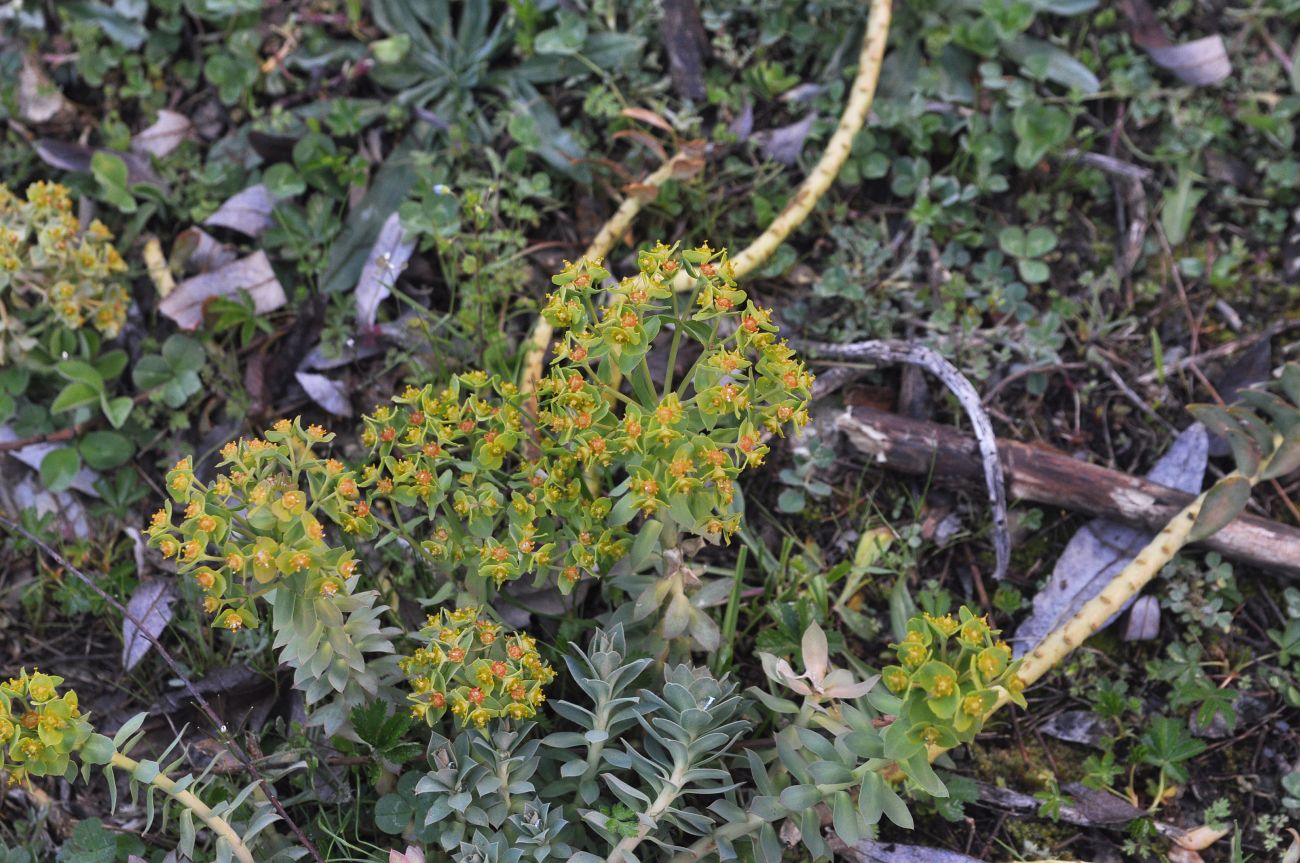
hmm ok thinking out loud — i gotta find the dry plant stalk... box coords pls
[520,0,893,400]
[109,751,255,863]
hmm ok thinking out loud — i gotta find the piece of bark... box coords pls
[837,405,1300,577]
[659,0,710,101]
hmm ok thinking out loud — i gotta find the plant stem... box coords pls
[924,473,1248,765]
[666,814,767,863]
[604,762,690,863]
[109,751,254,863]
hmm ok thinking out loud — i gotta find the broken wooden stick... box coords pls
[836,405,1300,577]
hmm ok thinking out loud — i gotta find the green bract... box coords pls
[0,669,95,786]
[882,607,1024,748]
[400,606,555,728]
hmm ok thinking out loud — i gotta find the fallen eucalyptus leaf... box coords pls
[1123,594,1161,641]
[160,251,286,330]
[0,426,101,498]
[34,139,164,188]
[1037,709,1115,747]
[1123,0,1231,86]
[295,372,352,417]
[1147,37,1231,86]
[19,53,68,124]
[975,780,1144,828]
[121,578,176,671]
[204,184,282,237]
[846,840,981,863]
[355,212,415,329]
[322,135,423,294]
[131,110,192,159]
[171,227,238,274]
[758,112,817,166]
[1013,423,1207,656]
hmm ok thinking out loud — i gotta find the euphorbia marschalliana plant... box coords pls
[357,242,813,652]
[0,180,130,362]
[145,418,398,734]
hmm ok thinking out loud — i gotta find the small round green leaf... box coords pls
[40,447,81,491]
[80,431,134,470]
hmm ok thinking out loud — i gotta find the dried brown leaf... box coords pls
[160,250,286,330]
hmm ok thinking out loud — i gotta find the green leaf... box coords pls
[1016,258,1050,284]
[132,355,172,389]
[628,519,663,571]
[1005,35,1101,93]
[51,381,101,414]
[94,349,128,381]
[80,431,133,470]
[56,818,139,863]
[535,13,587,55]
[1139,716,1207,783]
[779,784,823,811]
[78,733,116,766]
[57,359,104,389]
[1188,476,1252,542]
[102,395,133,429]
[1011,103,1071,169]
[1161,166,1204,247]
[371,34,411,64]
[0,392,15,425]
[374,793,413,834]
[777,488,807,513]
[90,151,137,213]
[162,334,207,373]
[807,761,854,786]
[40,447,80,492]
[1263,426,1300,480]
[263,163,306,198]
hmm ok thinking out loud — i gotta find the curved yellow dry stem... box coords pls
[921,472,1249,765]
[110,751,255,863]
[520,0,893,400]
[727,0,891,281]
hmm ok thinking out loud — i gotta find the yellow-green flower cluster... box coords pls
[360,243,812,594]
[144,418,373,631]
[542,243,812,536]
[0,669,94,786]
[360,373,626,594]
[400,607,555,729]
[0,181,130,362]
[881,607,1025,749]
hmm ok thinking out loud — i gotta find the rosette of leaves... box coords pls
[450,812,573,863]
[377,721,556,855]
[367,0,642,179]
[584,663,751,860]
[0,181,130,363]
[748,622,921,854]
[400,606,556,728]
[541,625,653,805]
[360,371,628,596]
[145,418,397,735]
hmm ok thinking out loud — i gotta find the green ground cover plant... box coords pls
[2,1,1300,862]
